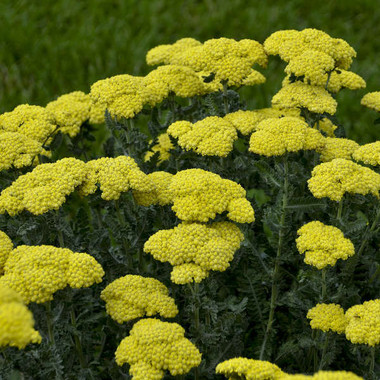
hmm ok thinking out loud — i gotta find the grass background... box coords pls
[1,0,380,143]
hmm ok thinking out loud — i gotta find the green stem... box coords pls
[223,82,229,115]
[114,200,130,261]
[336,200,343,221]
[45,301,55,345]
[70,307,87,368]
[357,208,380,259]
[259,156,289,360]
[319,332,329,370]
[370,346,376,375]
[321,268,327,302]
[55,210,65,247]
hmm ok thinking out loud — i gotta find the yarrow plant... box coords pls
[0,29,379,380]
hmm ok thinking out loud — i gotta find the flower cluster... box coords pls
[46,91,91,137]
[115,318,201,378]
[0,284,41,349]
[0,157,87,216]
[353,141,380,166]
[317,137,359,162]
[167,117,237,157]
[144,133,174,164]
[307,304,347,333]
[249,117,325,156]
[146,37,267,87]
[144,222,244,284]
[345,299,380,346]
[100,275,178,323]
[216,357,284,380]
[361,91,380,112]
[0,230,13,274]
[279,371,363,379]
[79,156,154,201]
[296,221,355,269]
[0,245,104,303]
[308,159,380,201]
[168,168,255,223]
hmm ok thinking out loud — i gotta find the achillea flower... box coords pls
[317,137,359,162]
[0,230,13,274]
[223,108,300,136]
[101,275,178,323]
[361,91,380,112]
[308,159,380,201]
[315,118,337,137]
[78,156,154,201]
[115,318,201,378]
[353,141,380,166]
[0,284,41,349]
[216,357,284,380]
[90,74,151,120]
[168,169,254,223]
[345,299,380,346]
[307,304,347,333]
[296,221,355,269]
[280,371,363,379]
[89,101,107,124]
[272,82,337,115]
[0,132,47,171]
[0,245,104,304]
[144,222,244,284]
[0,104,57,144]
[133,171,173,207]
[46,91,91,137]
[167,116,238,157]
[144,133,174,164]
[249,117,325,157]
[0,157,87,216]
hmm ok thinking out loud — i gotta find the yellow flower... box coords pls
[296,221,355,269]
[144,222,244,284]
[0,230,13,274]
[216,357,284,380]
[0,157,87,216]
[167,116,238,157]
[115,318,201,377]
[0,284,41,349]
[144,133,174,164]
[249,117,325,157]
[315,118,338,137]
[361,91,380,112]
[326,70,366,93]
[353,141,380,166]
[78,156,154,201]
[279,371,363,380]
[0,104,57,144]
[101,275,178,323]
[46,91,91,137]
[272,82,337,115]
[0,245,104,304]
[168,168,255,223]
[307,304,347,333]
[345,299,380,346]
[317,137,359,162]
[308,159,380,201]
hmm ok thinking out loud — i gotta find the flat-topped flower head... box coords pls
[0,284,41,349]
[101,275,178,323]
[0,245,104,304]
[167,116,238,157]
[90,74,151,120]
[168,168,254,223]
[144,222,244,284]
[361,91,380,112]
[0,230,13,274]
[115,318,201,378]
[317,137,359,162]
[216,357,284,380]
[0,104,57,143]
[307,304,347,333]
[280,371,363,380]
[46,91,91,137]
[272,82,337,115]
[296,221,355,269]
[78,156,154,201]
[0,157,87,216]
[353,141,380,166]
[0,132,47,172]
[308,159,380,201]
[345,299,380,346]
[144,133,174,164]
[249,117,325,157]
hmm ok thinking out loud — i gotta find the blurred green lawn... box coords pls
[1,0,379,142]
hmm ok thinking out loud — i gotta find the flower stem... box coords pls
[321,268,327,302]
[370,346,376,375]
[319,332,329,370]
[336,200,343,221]
[223,82,229,115]
[260,156,289,360]
[45,301,55,345]
[70,307,87,368]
